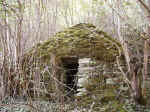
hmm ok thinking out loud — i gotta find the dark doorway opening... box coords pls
[61,57,79,95]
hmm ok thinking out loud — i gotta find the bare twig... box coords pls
[137,0,150,15]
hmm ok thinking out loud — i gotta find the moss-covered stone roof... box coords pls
[26,23,122,62]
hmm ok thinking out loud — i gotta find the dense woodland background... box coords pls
[1,0,150,112]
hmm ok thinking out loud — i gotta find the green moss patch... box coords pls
[26,23,122,63]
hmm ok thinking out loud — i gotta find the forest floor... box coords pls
[0,97,150,112]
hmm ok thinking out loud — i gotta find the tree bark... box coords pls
[116,0,146,104]
[130,58,146,104]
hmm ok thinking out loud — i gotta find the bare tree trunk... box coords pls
[50,53,62,100]
[16,0,23,65]
[0,0,25,97]
[130,57,145,104]
[116,1,145,104]
[137,0,150,99]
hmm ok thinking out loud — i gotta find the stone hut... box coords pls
[23,23,122,100]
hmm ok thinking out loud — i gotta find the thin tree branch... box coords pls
[138,0,150,15]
